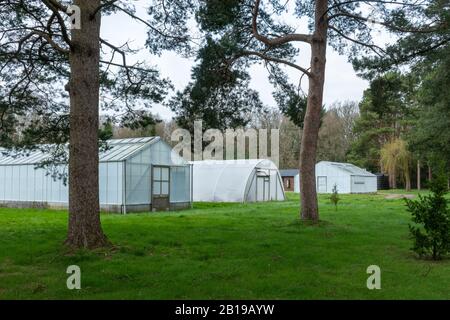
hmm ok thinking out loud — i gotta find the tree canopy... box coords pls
[408,44,450,168]
[0,1,194,150]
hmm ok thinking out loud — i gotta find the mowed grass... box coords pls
[0,192,449,299]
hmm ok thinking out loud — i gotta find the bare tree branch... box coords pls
[252,0,312,46]
[99,60,158,73]
[40,0,72,47]
[91,0,120,19]
[328,25,386,57]
[328,10,444,34]
[41,0,68,12]
[29,30,70,54]
[235,50,312,77]
[322,0,429,20]
[111,4,189,42]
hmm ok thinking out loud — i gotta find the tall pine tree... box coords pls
[0,0,191,248]
[175,0,449,221]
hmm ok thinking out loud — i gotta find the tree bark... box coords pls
[391,167,397,189]
[417,160,421,190]
[405,171,411,191]
[66,0,108,249]
[388,167,397,189]
[299,0,328,221]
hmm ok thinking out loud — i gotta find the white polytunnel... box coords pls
[191,159,285,202]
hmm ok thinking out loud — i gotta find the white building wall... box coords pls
[99,162,123,205]
[0,162,124,206]
[350,175,377,193]
[245,172,257,202]
[273,171,285,201]
[275,172,285,200]
[366,176,377,193]
[0,164,69,204]
[315,162,351,194]
[293,174,300,193]
[281,162,378,194]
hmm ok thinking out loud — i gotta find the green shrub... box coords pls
[330,184,340,211]
[405,175,450,260]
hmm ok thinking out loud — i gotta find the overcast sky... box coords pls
[101,2,370,120]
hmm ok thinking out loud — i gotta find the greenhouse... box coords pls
[0,137,192,213]
[191,159,285,202]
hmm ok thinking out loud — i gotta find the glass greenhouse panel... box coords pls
[126,162,151,205]
[153,182,161,195]
[106,162,123,205]
[170,166,191,202]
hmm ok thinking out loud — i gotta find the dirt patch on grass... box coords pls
[384,194,416,200]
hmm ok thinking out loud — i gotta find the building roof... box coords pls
[279,169,299,177]
[318,161,375,177]
[190,159,277,168]
[100,137,158,162]
[0,137,159,165]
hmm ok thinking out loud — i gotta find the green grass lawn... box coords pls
[0,192,449,299]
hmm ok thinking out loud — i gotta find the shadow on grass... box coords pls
[288,219,332,228]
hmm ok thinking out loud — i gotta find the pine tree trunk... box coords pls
[66,0,108,249]
[299,0,328,221]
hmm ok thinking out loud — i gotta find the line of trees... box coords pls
[348,43,450,190]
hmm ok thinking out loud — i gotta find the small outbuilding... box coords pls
[273,162,377,194]
[315,161,377,194]
[191,159,285,202]
[0,137,192,213]
[279,169,300,192]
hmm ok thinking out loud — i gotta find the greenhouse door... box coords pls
[256,176,270,201]
[152,166,170,211]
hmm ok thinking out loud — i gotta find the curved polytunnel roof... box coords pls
[0,137,158,165]
[191,159,280,202]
